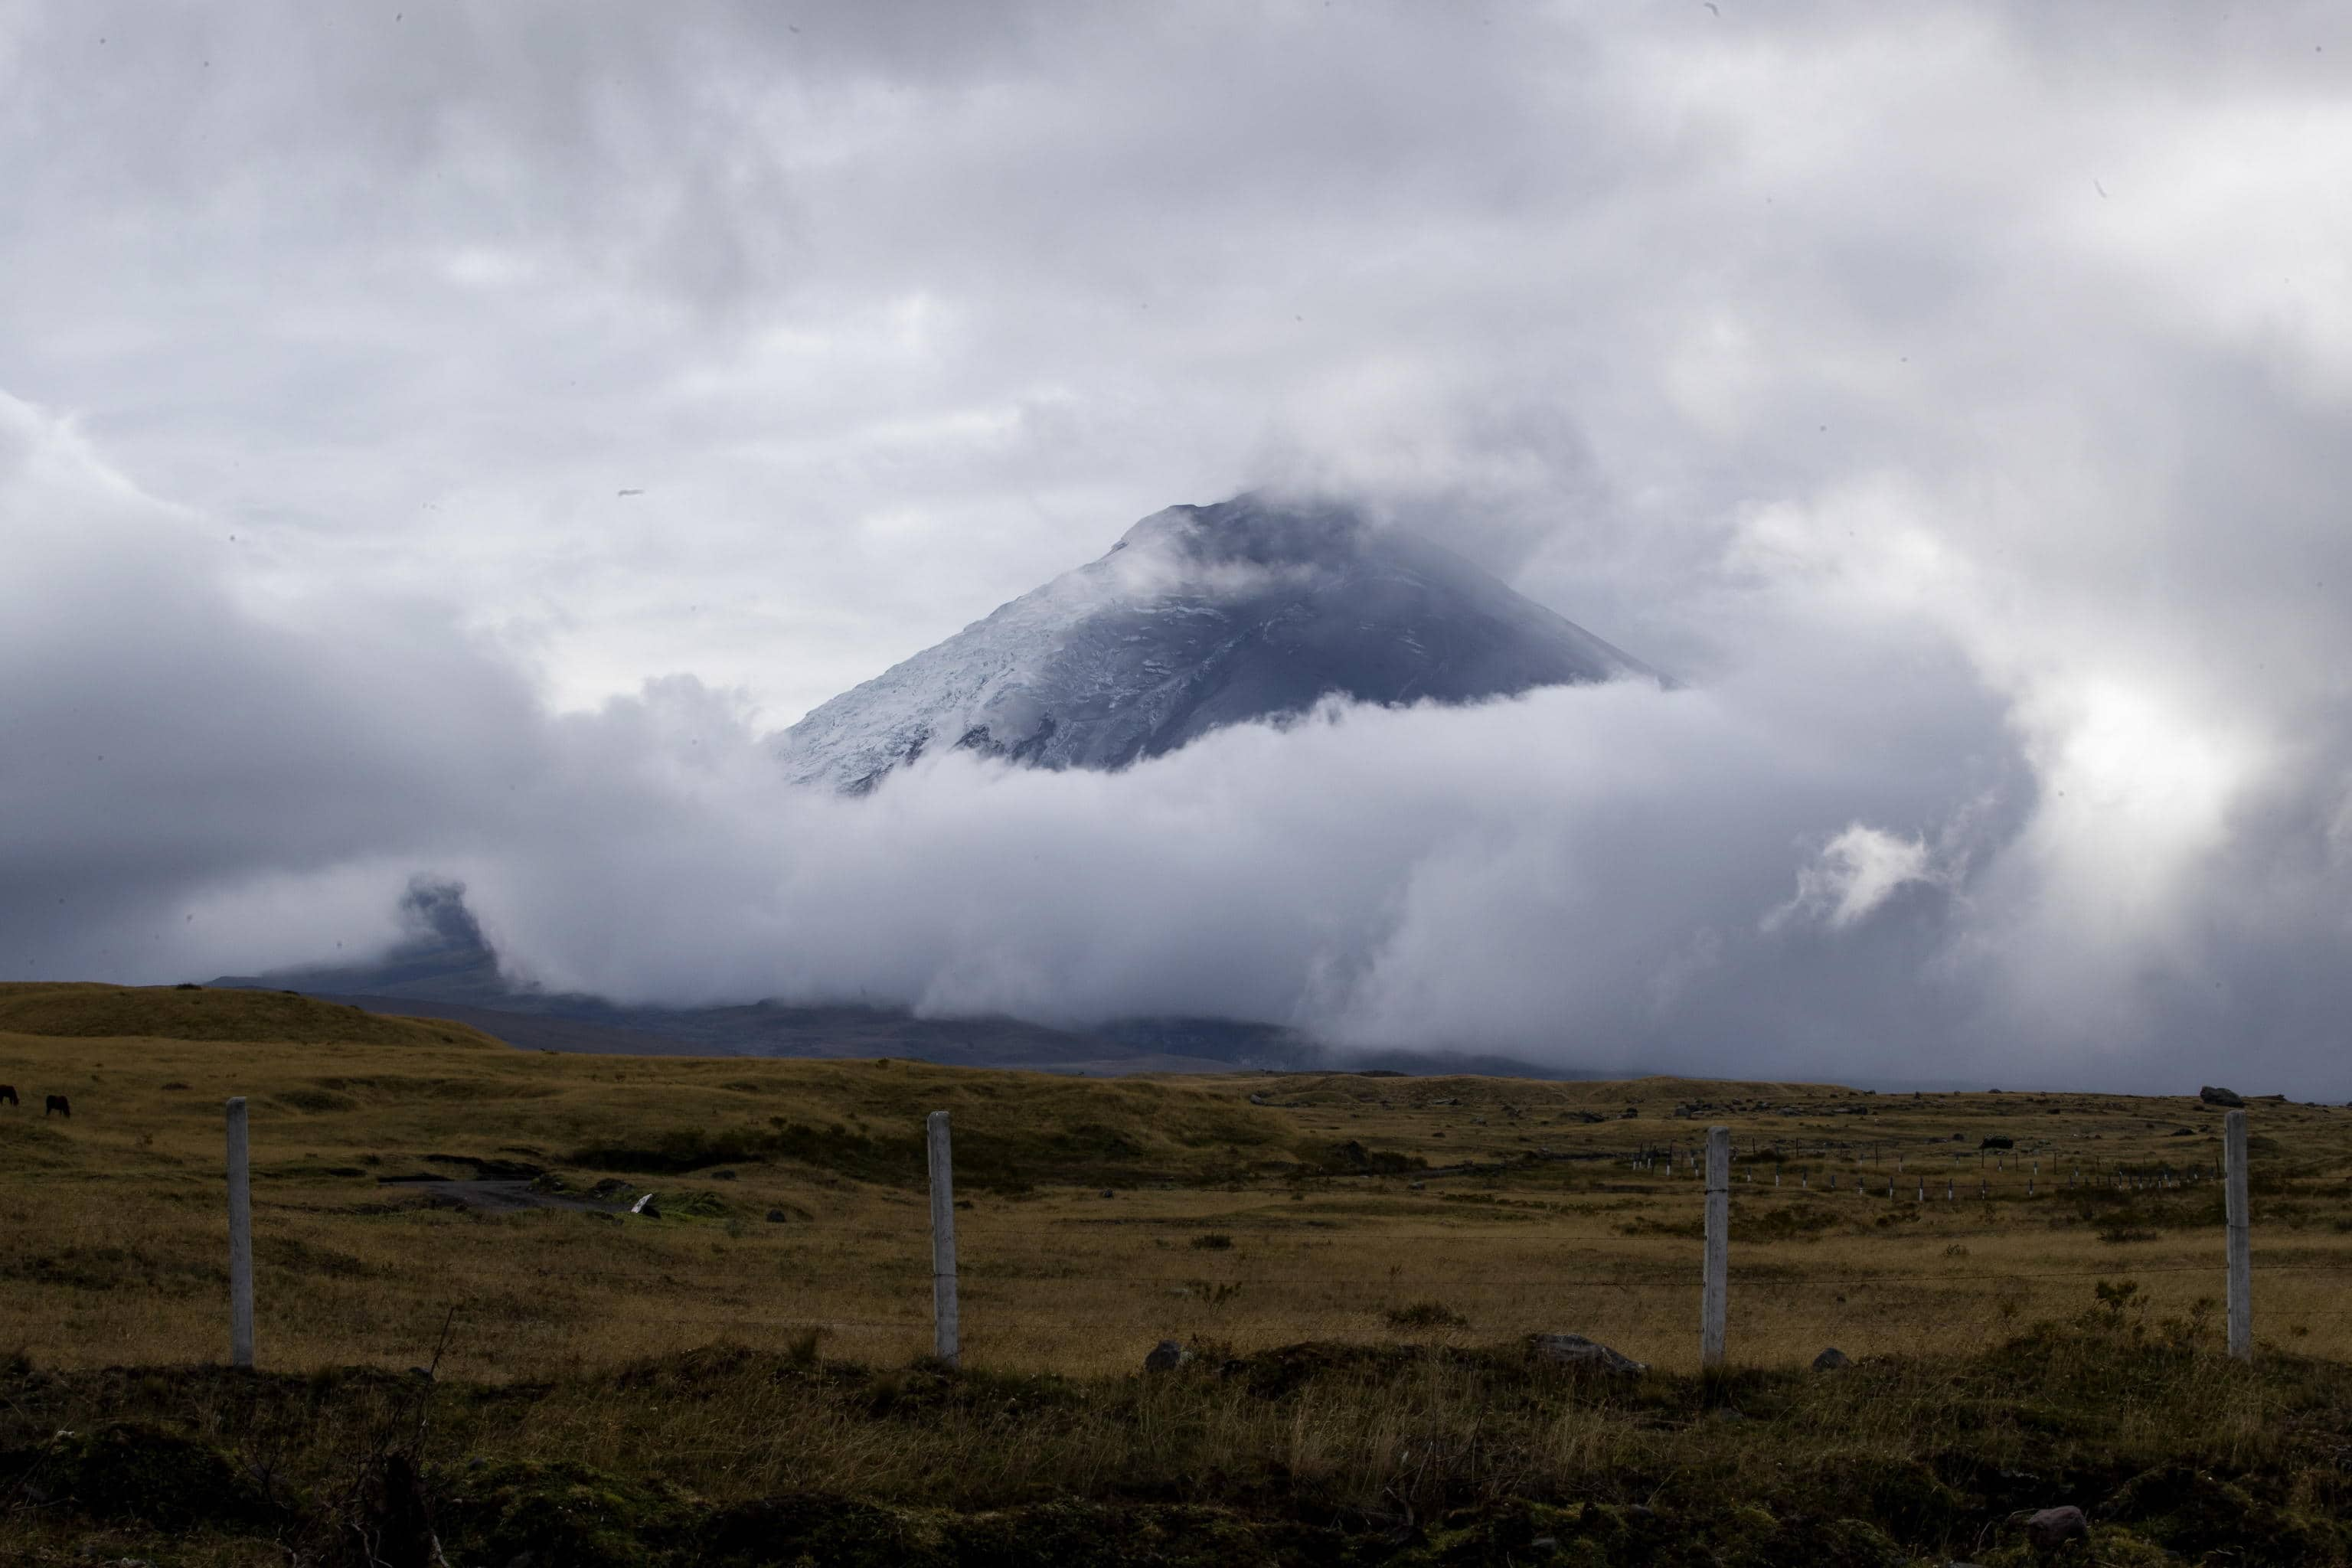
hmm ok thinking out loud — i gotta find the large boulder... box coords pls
[1812,1347,1852,1371]
[2024,1504,2090,1553]
[1526,1334,1646,1375]
[2200,1086,2246,1107]
[1142,1340,1193,1372]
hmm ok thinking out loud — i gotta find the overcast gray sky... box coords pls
[5,2,2350,1093]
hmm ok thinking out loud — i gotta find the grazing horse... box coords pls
[44,1094,70,1119]
[0,1084,17,1107]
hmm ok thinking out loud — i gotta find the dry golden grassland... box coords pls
[7,982,2352,1566]
[4,981,2347,1381]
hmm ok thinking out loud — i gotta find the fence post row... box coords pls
[1701,1125,1729,1371]
[926,1109,961,1369]
[2224,1109,2251,1362]
[225,1097,254,1370]
[185,1092,2283,1378]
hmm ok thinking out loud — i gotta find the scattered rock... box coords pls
[2023,1504,2089,1552]
[1142,1339,1193,1372]
[765,1209,789,1223]
[1524,1333,1645,1375]
[1099,1188,1116,1199]
[2200,1085,2245,1107]
[1812,1347,1851,1371]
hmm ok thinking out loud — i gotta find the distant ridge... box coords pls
[0,980,499,1050]
[212,879,1583,1078]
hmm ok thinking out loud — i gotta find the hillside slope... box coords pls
[0,982,500,1049]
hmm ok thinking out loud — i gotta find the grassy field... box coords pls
[5,982,2352,1564]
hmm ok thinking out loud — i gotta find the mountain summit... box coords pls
[777,493,1657,792]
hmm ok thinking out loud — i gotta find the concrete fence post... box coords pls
[1702,1125,1729,1372]
[2225,1109,2251,1362]
[226,1097,253,1369]
[926,1110,960,1369]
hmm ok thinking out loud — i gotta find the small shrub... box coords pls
[1181,1280,1244,1309]
[1188,1233,1233,1251]
[1383,1300,1468,1331]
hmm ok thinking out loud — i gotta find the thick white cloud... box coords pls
[5,2,2350,1092]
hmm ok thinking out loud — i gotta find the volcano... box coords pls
[777,492,1657,792]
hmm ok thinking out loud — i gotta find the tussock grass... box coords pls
[3,1318,2349,1563]
[7,984,2352,1559]
[6,998,2352,1382]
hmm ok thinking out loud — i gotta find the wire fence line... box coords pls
[903,1110,2295,1370]
[194,1101,2344,1370]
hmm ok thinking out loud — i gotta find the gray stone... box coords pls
[1525,1333,1645,1375]
[1812,1347,1852,1371]
[765,1209,789,1223]
[1143,1339,1193,1372]
[2023,1505,2089,1552]
[2200,1085,2245,1107]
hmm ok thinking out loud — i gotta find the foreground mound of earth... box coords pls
[6,1327,2346,1566]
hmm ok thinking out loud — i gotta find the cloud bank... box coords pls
[5,4,2351,1093]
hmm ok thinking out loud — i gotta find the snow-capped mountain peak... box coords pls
[776,492,1656,792]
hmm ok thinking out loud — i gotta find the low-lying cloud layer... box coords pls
[5,4,2350,1093]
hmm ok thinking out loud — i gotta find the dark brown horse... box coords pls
[0,1084,17,1106]
[44,1094,69,1119]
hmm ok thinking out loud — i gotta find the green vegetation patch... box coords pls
[436,1459,700,1568]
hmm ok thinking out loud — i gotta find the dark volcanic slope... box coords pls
[776,493,1658,792]
[213,882,1240,1073]
[214,881,1576,1077]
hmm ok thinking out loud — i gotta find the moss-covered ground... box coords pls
[4,1309,2350,1565]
